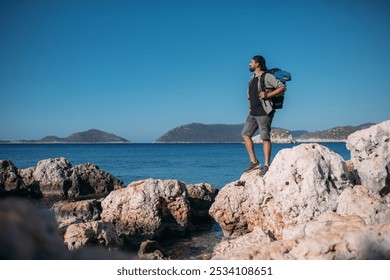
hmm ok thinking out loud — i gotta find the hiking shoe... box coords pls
[244,161,260,173]
[259,166,269,177]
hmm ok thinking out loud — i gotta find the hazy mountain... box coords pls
[12,129,130,143]
[296,123,375,141]
[155,123,244,143]
[63,129,130,143]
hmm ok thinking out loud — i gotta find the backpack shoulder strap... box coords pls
[260,71,270,92]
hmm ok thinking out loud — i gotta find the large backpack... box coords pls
[260,68,291,109]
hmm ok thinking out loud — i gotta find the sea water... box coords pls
[0,142,350,189]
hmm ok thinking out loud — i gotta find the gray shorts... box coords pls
[241,114,273,140]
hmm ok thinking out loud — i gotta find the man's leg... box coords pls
[242,135,257,163]
[263,139,272,167]
[241,115,260,172]
[258,114,273,176]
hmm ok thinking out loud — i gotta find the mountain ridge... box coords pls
[10,129,131,143]
[296,123,375,141]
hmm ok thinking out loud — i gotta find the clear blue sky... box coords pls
[1,0,389,142]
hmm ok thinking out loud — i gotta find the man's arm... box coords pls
[259,86,286,100]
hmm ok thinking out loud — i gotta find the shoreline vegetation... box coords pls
[0,120,389,260]
[0,122,376,144]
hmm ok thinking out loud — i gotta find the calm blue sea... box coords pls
[0,143,350,189]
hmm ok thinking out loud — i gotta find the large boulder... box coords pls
[19,158,125,197]
[101,179,191,241]
[208,180,251,237]
[0,160,26,194]
[32,158,73,196]
[210,144,351,239]
[347,120,390,195]
[68,163,124,197]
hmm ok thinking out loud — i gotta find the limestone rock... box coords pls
[210,144,351,239]
[68,163,124,197]
[32,158,73,196]
[0,160,26,194]
[19,158,124,197]
[347,120,390,194]
[185,183,218,223]
[209,180,251,237]
[18,167,41,196]
[337,185,390,225]
[252,128,296,144]
[52,199,102,228]
[212,228,271,258]
[101,179,191,241]
[63,221,123,251]
[213,213,390,260]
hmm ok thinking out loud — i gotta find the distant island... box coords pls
[296,123,375,142]
[6,129,131,143]
[154,122,376,143]
[155,123,244,143]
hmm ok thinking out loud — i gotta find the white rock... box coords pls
[347,120,390,194]
[337,185,390,225]
[252,129,296,144]
[32,158,73,196]
[210,144,352,239]
[213,213,390,260]
[101,179,191,240]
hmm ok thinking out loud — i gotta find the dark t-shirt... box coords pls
[248,76,266,116]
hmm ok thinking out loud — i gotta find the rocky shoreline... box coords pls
[210,120,390,259]
[1,120,389,259]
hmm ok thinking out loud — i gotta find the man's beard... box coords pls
[249,66,255,72]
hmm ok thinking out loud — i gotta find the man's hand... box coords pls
[259,91,268,99]
[259,87,286,100]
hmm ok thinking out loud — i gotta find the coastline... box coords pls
[295,138,346,143]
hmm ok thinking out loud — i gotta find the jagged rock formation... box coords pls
[100,179,218,242]
[0,160,26,194]
[346,120,390,194]
[1,157,124,197]
[209,120,390,260]
[210,144,351,238]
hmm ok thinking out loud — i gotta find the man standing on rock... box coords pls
[241,55,286,175]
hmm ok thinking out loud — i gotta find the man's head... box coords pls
[249,55,267,72]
